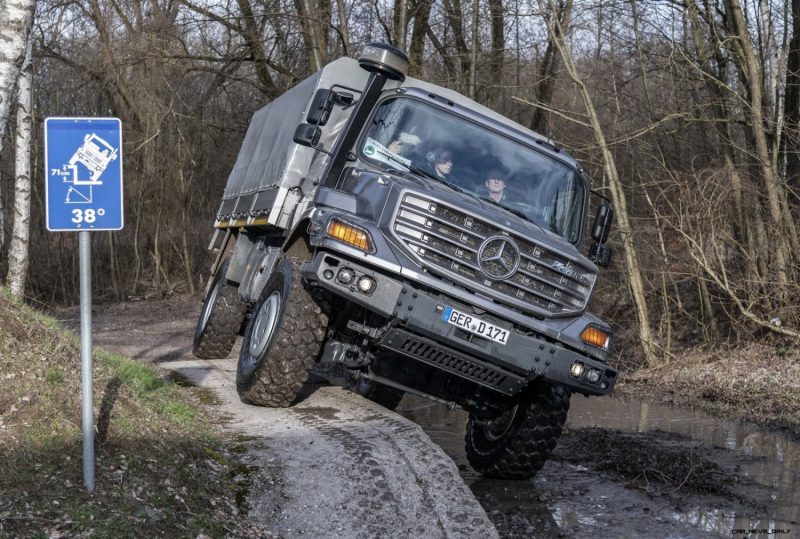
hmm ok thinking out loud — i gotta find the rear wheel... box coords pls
[193,260,246,359]
[236,258,328,407]
[465,384,570,479]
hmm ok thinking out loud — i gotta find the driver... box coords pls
[482,169,508,203]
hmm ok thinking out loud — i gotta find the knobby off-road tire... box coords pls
[236,257,328,407]
[193,260,246,359]
[465,384,570,479]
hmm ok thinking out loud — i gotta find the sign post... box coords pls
[45,118,123,493]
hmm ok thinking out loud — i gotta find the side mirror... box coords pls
[307,89,356,126]
[589,199,614,267]
[591,201,614,243]
[307,89,334,126]
[293,123,322,147]
[589,243,613,267]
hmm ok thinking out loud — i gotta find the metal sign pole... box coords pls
[45,117,123,494]
[79,230,95,493]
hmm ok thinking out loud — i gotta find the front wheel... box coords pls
[465,384,570,479]
[236,258,328,407]
[193,260,246,359]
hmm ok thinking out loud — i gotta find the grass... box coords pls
[0,290,251,537]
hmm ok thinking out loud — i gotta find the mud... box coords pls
[53,296,800,538]
[399,396,800,538]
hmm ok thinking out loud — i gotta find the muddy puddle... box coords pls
[397,395,799,538]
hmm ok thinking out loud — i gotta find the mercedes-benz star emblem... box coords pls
[478,236,521,280]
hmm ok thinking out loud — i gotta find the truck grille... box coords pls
[391,193,595,316]
[381,329,525,395]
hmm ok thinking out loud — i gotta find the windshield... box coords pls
[360,97,585,243]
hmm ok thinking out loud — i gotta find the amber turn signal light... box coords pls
[581,325,610,350]
[327,219,374,253]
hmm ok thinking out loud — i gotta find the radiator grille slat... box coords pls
[392,193,596,316]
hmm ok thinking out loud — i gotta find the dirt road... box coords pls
[56,296,799,538]
[57,296,497,538]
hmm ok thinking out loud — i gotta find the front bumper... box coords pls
[303,251,618,397]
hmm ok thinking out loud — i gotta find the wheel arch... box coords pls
[281,217,313,258]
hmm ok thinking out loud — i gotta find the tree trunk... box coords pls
[393,0,408,50]
[468,0,479,99]
[0,0,35,153]
[725,0,793,286]
[487,0,505,106]
[295,0,330,72]
[0,169,4,256]
[443,0,470,93]
[784,0,800,195]
[530,0,572,134]
[685,0,763,280]
[6,39,32,298]
[538,0,658,367]
[335,0,350,56]
[408,0,433,77]
[237,0,280,96]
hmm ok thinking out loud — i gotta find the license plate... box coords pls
[441,306,509,345]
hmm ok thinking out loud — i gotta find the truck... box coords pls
[68,133,118,183]
[193,43,618,479]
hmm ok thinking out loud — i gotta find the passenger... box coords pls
[387,132,421,156]
[432,149,454,179]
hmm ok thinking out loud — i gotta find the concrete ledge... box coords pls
[166,359,498,539]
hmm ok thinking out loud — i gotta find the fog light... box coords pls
[357,275,376,294]
[569,361,585,378]
[337,267,355,284]
[600,381,608,390]
[586,369,601,383]
[322,269,334,280]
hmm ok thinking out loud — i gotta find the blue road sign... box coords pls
[45,117,123,231]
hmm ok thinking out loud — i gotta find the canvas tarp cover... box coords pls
[217,58,369,221]
[216,55,547,224]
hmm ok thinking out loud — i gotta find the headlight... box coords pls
[580,325,611,351]
[327,218,374,253]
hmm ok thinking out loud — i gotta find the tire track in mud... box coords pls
[290,402,495,538]
[294,406,441,538]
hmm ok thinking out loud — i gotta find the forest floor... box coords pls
[43,293,800,538]
[0,292,267,538]
[615,345,800,437]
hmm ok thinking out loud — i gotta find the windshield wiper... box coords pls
[404,164,465,193]
[476,196,552,237]
[478,196,530,222]
[373,150,465,193]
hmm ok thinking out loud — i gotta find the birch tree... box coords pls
[0,0,35,151]
[6,41,32,298]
